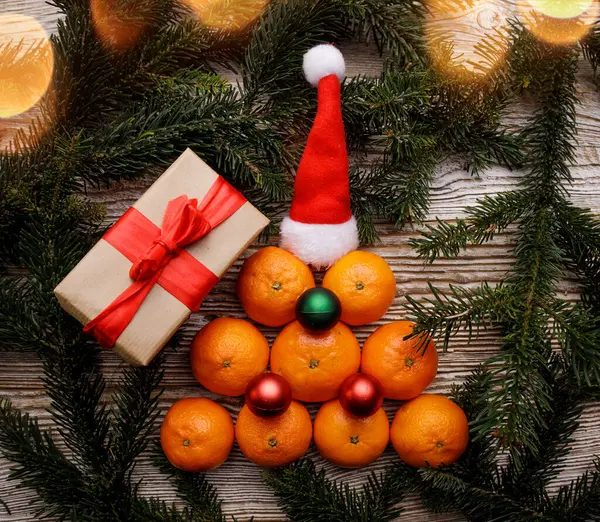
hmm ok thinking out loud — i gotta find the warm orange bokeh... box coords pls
[520,0,599,45]
[0,14,54,119]
[527,0,594,19]
[425,0,510,80]
[91,0,148,50]
[181,0,267,31]
[0,88,56,151]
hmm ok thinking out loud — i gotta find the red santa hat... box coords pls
[280,44,359,268]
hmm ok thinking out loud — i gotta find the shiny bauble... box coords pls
[338,373,384,417]
[295,287,342,332]
[245,373,293,417]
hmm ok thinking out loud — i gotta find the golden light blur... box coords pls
[520,0,599,45]
[425,0,510,80]
[526,0,594,19]
[0,14,54,119]
[91,0,148,50]
[181,0,267,31]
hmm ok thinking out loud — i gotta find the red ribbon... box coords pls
[83,177,246,348]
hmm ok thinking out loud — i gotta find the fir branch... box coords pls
[265,459,417,522]
[546,461,600,521]
[544,301,600,387]
[405,282,514,350]
[131,498,198,522]
[449,367,498,481]
[350,165,397,244]
[342,70,431,150]
[408,42,585,459]
[341,0,425,64]
[1,338,169,520]
[0,398,88,519]
[428,69,520,177]
[51,3,119,127]
[554,202,600,312]
[42,342,111,474]
[108,358,165,473]
[581,21,600,80]
[490,46,580,458]
[508,206,563,322]
[520,46,578,197]
[466,191,529,241]
[344,69,439,229]
[419,467,537,521]
[500,359,583,505]
[419,368,500,516]
[46,77,292,215]
[410,218,475,263]
[418,360,599,522]
[240,0,348,104]
[475,338,553,463]
[389,152,437,225]
[0,278,42,351]
[153,448,226,522]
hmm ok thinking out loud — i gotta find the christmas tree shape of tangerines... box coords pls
[162,246,469,472]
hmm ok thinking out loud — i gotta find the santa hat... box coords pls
[280,44,359,268]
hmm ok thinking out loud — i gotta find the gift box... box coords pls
[54,149,270,365]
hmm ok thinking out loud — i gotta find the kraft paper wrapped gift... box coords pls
[54,149,269,365]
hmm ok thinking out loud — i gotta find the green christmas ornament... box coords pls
[295,287,342,332]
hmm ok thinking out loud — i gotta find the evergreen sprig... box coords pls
[400,24,600,522]
[405,282,515,350]
[152,445,227,521]
[406,37,600,463]
[264,459,417,521]
[414,359,600,522]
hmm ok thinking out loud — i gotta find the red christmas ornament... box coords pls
[245,373,292,417]
[338,373,383,417]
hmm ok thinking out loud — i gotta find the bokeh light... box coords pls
[520,0,599,45]
[527,0,594,19]
[0,14,54,119]
[91,0,149,50]
[181,0,267,31]
[425,0,510,80]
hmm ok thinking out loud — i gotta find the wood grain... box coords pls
[1,1,600,520]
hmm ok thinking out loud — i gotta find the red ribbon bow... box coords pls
[83,177,246,348]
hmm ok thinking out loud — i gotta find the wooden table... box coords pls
[1,1,600,520]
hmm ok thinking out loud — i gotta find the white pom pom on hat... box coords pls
[302,44,346,87]
[280,216,359,268]
[279,44,359,269]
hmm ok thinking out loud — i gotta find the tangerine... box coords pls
[190,318,269,396]
[237,246,315,327]
[270,320,361,402]
[160,398,234,472]
[235,400,312,467]
[361,321,437,400]
[322,250,396,325]
[314,399,389,468]
[390,394,469,468]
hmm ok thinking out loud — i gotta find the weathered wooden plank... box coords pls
[1,1,600,521]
